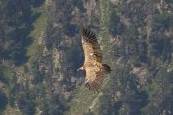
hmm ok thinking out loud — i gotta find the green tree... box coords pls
[0,90,8,113]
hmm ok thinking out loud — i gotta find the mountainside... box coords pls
[0,0,173,115]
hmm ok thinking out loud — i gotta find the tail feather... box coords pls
[102,64,111,74]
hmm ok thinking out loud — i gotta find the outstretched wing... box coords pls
[82,28,102,63]
[85,67,103,93]
[81,28,103,93]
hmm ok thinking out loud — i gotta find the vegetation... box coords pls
[0,0,173,115]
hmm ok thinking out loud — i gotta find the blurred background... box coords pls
[0,0,173,115]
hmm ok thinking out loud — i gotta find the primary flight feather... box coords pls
[77,27,111,93]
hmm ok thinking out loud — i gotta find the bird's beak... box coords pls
[77,67,83,71]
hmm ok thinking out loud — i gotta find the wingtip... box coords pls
[81,24,86,31]
[85,81,100,94]
[82,28,97,43]
[102,64,112,74]
[82,26,87,36]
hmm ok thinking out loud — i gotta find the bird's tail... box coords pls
[102,64,111,74]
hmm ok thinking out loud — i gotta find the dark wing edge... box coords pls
[85,72,103,93]
[82,28,97,43]
[82,28,102,62]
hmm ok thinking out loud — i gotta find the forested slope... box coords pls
[0,0,173,115]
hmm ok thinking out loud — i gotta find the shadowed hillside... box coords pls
[0,0,173,115]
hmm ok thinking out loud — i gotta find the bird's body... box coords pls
[78,27,111,93]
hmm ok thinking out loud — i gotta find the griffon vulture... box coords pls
[77,27,111,93]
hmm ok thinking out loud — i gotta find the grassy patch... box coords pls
[3,105,22,115]
[27,3,47,58]
[66,86,97,115]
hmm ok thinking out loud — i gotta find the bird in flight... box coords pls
[77,27,111,93]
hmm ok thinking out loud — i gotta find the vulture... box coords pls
[77,27,111,93]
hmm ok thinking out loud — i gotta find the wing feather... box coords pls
[85,67,103,93]
[82,28,102,63]
[81,28,104,93]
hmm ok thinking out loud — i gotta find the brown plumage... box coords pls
[77,27,111,93]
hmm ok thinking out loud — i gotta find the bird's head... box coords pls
[77,66,84,71]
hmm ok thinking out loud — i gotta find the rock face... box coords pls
[0,0,173,115]
[63,91,72,101]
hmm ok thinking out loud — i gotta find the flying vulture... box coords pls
[77,27,111,93]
